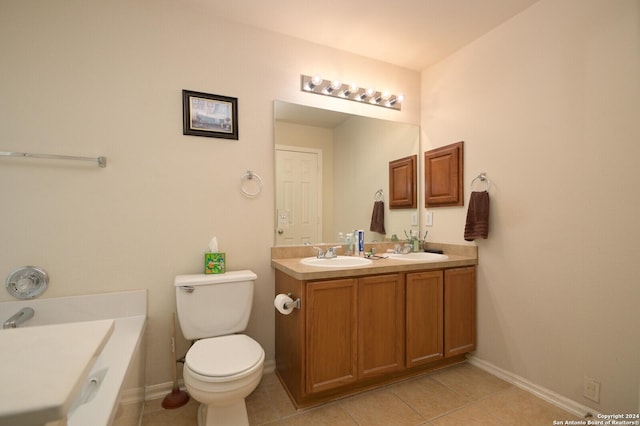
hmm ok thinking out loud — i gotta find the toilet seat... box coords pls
[186,334,264,381]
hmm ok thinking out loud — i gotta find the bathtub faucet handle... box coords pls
[3,307,35,329]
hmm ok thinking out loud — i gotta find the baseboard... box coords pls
[466,355,599,418]
[120,386,146,405]
[144,359,277,402]
[263,359,276,374]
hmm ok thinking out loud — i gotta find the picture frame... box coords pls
[182,90,238,139]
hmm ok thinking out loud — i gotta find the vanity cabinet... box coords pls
[444,266,476,357]
[275,265,475,408]
[358,274,405,379]
[406,270,444,367]
[305,274,404,393]
[306,278,358,394]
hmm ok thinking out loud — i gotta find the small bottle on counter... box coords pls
[412,238,420,252]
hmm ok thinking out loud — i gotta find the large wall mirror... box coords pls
[274,100,419,246]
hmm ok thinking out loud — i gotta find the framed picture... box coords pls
[182,90,238,139]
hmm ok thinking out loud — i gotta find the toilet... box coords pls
[174,270,264,426]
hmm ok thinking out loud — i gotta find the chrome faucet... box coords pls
[3,307,35,329]
[324,246,341,258]
[313,246,341,258]
[393,243,412,254]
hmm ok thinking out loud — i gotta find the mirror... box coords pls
[274,101,419,246]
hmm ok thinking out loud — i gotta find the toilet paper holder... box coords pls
[285,293,301,310]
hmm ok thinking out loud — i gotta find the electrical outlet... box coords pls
[583,376,600,403]
[425,211,433,226]
[411,213,418,226]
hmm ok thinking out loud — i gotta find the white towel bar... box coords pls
[0,151,107,168]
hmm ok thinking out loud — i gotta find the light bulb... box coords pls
[343,84,358,97]
[389,94,405,106]
[305,75,323,91]
[325,79,341,94]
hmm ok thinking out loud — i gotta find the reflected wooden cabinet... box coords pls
[389,155,417,209]
[424,141,464,207]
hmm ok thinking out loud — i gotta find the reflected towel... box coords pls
[370,201,386,234]
[464,191,490,241]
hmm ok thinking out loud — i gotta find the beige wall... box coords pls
[0,0,420,389]
[421,0,640,413]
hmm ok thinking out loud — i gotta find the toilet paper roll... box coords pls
[274,294,295,315]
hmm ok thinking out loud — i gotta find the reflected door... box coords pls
[275,147,321,245]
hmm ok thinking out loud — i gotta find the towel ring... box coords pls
[374,189,384,201]
[471,173,491,192]
[240,171,263,198]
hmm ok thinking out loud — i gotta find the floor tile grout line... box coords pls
[142,364,579,425]
[423,385,529,426]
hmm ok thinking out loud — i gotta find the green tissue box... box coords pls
[205,252,225,274]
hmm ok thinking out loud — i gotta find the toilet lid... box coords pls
[186,334,263,377]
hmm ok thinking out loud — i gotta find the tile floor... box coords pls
[141,363,583,425]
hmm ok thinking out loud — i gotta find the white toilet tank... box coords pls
[174,270,257,340]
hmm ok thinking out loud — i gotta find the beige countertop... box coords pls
[271,242,477,281]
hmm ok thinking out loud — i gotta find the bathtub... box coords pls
[0,290,146,426]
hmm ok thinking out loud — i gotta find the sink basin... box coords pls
[300,256,373,268]
[387,252,449,262]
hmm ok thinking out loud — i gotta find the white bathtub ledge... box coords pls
[68,315,147,426]
[0,319,114,426]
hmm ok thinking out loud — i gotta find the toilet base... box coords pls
[197,400,249,426]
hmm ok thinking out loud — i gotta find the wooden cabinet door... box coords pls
[425,141,464,207]
[444,267,476,357]
[406,271,444,367]
[306,279,358,394]
[358,274,405,379]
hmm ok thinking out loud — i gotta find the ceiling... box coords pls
[195,0,539,71]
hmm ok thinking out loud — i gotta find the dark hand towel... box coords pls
[370,201,386,234]
[464,191,490,241]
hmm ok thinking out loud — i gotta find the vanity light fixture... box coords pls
[301,75,403,111]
